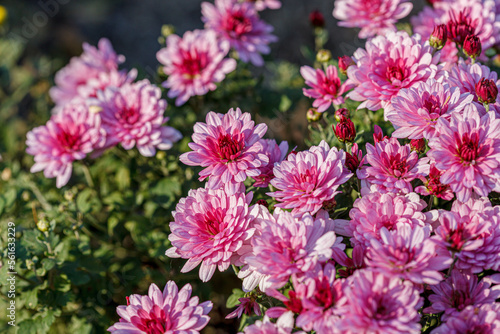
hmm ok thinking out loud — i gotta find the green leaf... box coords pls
[76,188,95,213]
[226,288,245,308]
[41,258,56,271]
[20,230,46,254]
[279,94,292,112]
[23,287,39,309]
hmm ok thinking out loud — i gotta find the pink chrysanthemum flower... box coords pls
[333,0,412,39]
[366,224,452,285]
[50,38,127,106]
[346,31,441,113]
[423,269,500,320]
[337,270,423,334]
[427,105,500,202]
[96,79,182,157]
[239,313,301,334]
[357,138,430,194]
[180,108,268,193]
[26,104,106,188]
[451,198,500,273]
[156,29,237,107]
[166,187,257,282]
[448,62,500,111]
[300,65,354,113]
[431,303,500,334]
[202,0,277,66]
[268,140,352,215]
[415,162,455,200]
[243,209,344,291]
[252,139,288,188]
[108,281,212,334]
[344,191,430,248]
[388,79,474,140]
[246,0,281,11]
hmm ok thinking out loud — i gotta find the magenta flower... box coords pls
[333,0,412,39]
[252,139,288,188]
[166,187,257,282]
[202,0,277,66]
[268,140,352,215]
[388,79,474,140]
[26,103,106,188]
[358,138,430,194]
[337,270,423,334]
[415,162,455,200]
[431,303,500,334]
[50,38,127,106]
[427,105,500,202]
[366,224,452,285]
[300,65,354,113]
[448,61,500,111]
[346,31,440,113]
[345,191,430,248]
[108,281,212,333]
[246,0,281,11]
[96,79,182,157]
[156,29,237,107]
[243,209,344,291]
[423,269,500,320]
[451,198,500,273]
[180,108,268,193]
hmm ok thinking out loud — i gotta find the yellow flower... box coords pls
[0,6,7,25]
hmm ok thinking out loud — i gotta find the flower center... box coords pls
[294,166,318,193]
[447,9,476,45]
[386,64,407,84]
[457,132,479,164]
[388,154,408,177]
[284,291,303,313]
[216,133,245,161]
[313,277,334,309]
[201,207,226,236]
[423,94,447,117]
[134,305,169,334]
[120,107,140,125]
[180,49,209,78]
[57,128,81,150]
[223,10,253,37]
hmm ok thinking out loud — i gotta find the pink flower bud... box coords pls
[410,138,426,154]
[309,10,325,28]
[334,118,356,143]
[475,78,498,105]
[429,24,447,50]
[338,56,355,75]
[463,34,482,59]
[334,107,350,122]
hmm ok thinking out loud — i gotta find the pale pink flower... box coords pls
[96,79,182,157]
[50,38,128,106]
[246,0,281,11]
[242,209,344,291]
[388,79,474,140]
[202,0,277,66]
[268,140,352,215]
[337,270,423,334]
[180,108,268,193]
[427,105,500,202]
[108,281,212,333]
[357,138,430,194]
[252,139,288,188]
[26,104,106,188]
[345,191,430,248]
[300,65,354,113]
[156,29,236,106]
[333,0,412,39]
[451,198,500,273]
[366,224,452,285]
[346,31,441,113]
[424,269,500,320]
[448,62,500,112]
[431,303,500,334]
[165,187,257,282]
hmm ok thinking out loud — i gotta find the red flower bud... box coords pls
[338,56,355,75]
[429,24,447,50]
[475,78,498,105]
[345,151,360,173]
[309,10,325,28]
[334,118,356,143]
[410,138,426,154]
[334,108,350,122]
[256,199,268,208]
[463,34,482,59]
[426,0,442,6]
[446,10,475,46]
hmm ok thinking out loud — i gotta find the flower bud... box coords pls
[0,6,7,26]
[37,218,50,233]
[429,24,447,50]
[161,24,175,37]
[334,118,356,143]
[345,151,360,173]
[316,49,332,63]
[322,198,337,213]
[256,199,268,208]
[334,108,350,122]
[475,78,498,105]
[463,34,481,59]
[307,108,322,122]
[338,56,355,75]
[410,138,426,154]
[309,10,325,28]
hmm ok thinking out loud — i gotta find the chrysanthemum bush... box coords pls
[2,0,500,333]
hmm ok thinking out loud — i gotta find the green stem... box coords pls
[81,163,94,188]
